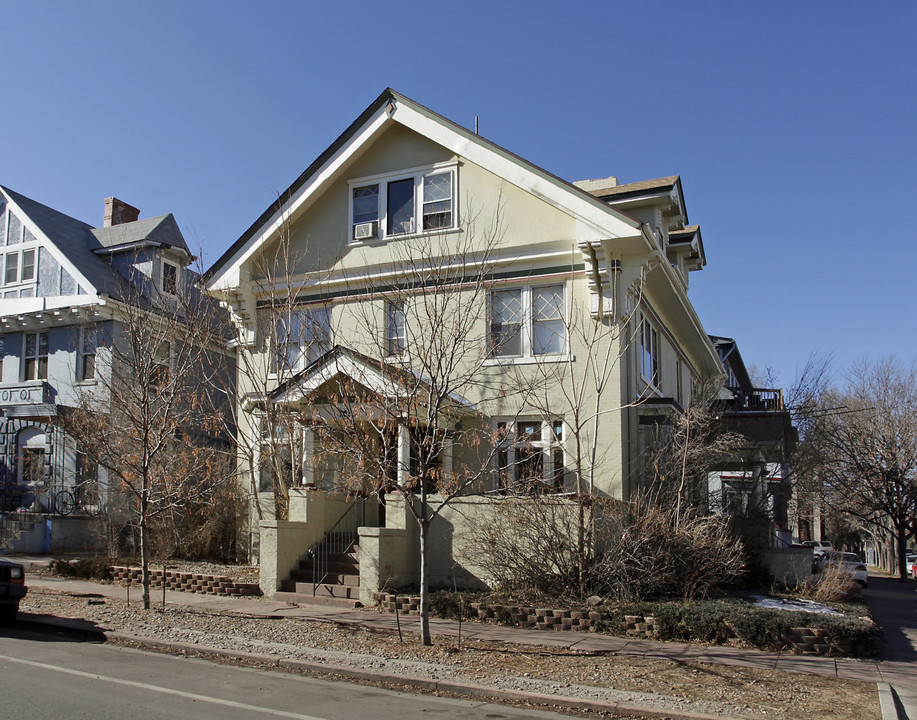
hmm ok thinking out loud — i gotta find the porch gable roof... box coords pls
[267,345,476,412]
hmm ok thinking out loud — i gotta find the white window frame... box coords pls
[348,163,457,243]
[385,299,407,358]
[640,314,660,387]
[22,331,49,381]
[77,324,98,382]
[151,340,172,386]
[489,284,567,360]
[496,418,565,492]
[272,306,331,376]
[161,259,179,295]
[2,247,37,288]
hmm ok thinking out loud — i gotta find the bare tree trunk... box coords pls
[419,517,431,646]
[896,520,908,581]
[140,489,151,610]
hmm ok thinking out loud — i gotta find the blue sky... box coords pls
[2,1,914,389]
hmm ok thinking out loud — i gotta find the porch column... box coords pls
[541,420,553,486]
[300,425,314,486]
[397,422,410,487]
[441,433,453,483]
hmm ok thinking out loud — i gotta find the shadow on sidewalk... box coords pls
[863,574,917,663]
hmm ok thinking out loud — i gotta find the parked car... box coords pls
[0,558,27,623]
[817,551,868,589]
[906,553,917,578]
[801,540,834,556]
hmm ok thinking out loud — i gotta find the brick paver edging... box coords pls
[110,566,261,597]
[373,593,873,657]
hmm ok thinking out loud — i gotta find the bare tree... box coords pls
[310,214,509,645]
[816,357,917,579]
[203,212,337,573]
[61,266,233,609]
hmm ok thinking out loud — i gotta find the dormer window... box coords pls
[349,165,456,242]
[161,260,178,295]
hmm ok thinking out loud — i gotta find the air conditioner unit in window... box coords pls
[353,221,377,240]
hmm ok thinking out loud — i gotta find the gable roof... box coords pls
[204,88,647,291]
[0,185,189,304]
[268,345,475,412]
[92,213,190,254]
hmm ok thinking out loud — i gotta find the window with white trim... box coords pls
[640,315,660,386]
[272,306,331,374]
[490,284,565,358]
[385,299,406,357]
[23,331,48,381]
[349,166,455,242]
[78,325,97,381]
[496,419,565,493]
[151,341,171,386]
[161,260,178,295]
[2,248,36,286]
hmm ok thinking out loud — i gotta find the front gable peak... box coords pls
[205,89,642,292]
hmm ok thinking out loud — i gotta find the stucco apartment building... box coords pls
[204,89,735,600]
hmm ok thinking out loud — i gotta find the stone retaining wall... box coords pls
[110,566,261,597]
[372,593,869,656]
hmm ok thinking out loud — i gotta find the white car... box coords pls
[818,551,868,589]
[906,554,917,578]
[802,540,834,556]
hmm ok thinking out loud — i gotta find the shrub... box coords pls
[50,557,114,581]
[590,495,745,602]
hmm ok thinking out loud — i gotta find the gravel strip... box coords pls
[19,586,880,720]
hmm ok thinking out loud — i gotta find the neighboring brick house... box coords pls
[204,89,729,600]
[0,188,222,552]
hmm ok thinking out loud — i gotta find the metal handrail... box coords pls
[309,499,365,596]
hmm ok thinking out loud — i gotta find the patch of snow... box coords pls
[747,595,841,615]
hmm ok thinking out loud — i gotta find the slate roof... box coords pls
[0,185,189,304]
[92,213,189,252]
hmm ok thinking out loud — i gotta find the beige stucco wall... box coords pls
[257,489,358,595]
[357,493,586,603]
[228,118,723,560]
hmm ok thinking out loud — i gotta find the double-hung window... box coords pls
[151,341,171,386]
[350,166,455,242]
[273,306,331,375]
[490,284,565,358]
[640,315,660,386]
[161,260,178,295]
[78,325,97,381]
[23,331,48,381]
[496,419,565,493]
[386,300,407,357]
[3,248,36,286]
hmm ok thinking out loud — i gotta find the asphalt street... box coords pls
[0,626,571,720]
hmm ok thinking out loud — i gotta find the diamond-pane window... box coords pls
[422,172,452,230]
[353,185,379,225]
[491,289,523,356]
[533,285,565,355]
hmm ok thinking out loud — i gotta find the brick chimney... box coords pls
[103,197,140,227]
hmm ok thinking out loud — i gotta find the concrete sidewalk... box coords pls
[17,563,915,719]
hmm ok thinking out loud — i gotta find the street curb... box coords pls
[877,683,903,720]
[99,631,746,720]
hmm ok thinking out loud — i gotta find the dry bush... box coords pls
[471,492,743,604]
[469,496,587,602]
[591,494,745,602]
[794,563,859,603]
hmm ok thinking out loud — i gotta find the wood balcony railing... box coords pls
[724,387,785,412]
